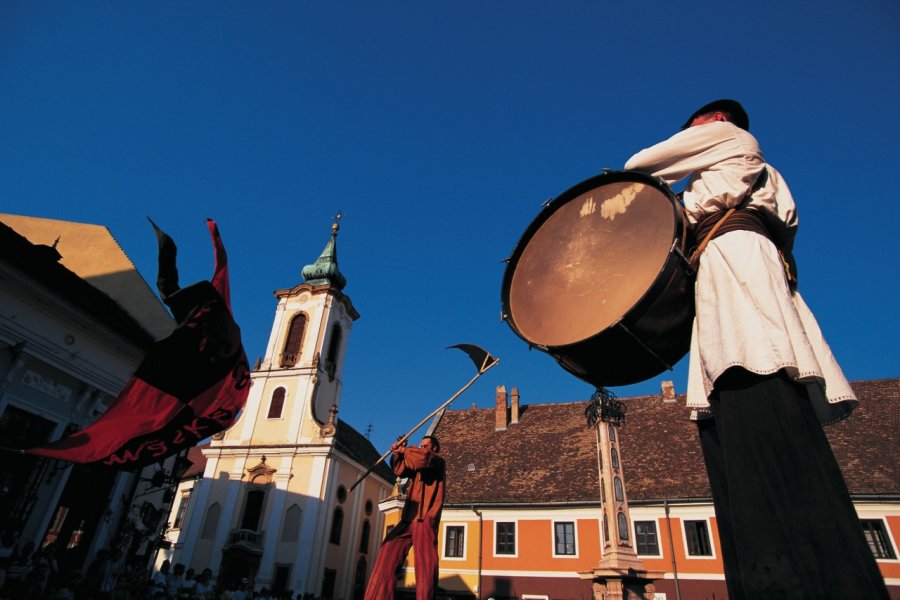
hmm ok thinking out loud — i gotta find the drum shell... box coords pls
[501,171,694,387]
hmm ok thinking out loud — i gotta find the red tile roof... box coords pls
[826,378,900,496]
[433,378,899,506]
[182,443,210,479]
[335,420,395,484]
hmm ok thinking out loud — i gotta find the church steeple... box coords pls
[180,214,393,600]
[234,214,360,436]
[301,212,346,290]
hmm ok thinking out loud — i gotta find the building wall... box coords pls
[858,504,900,587]
[426,500,900,599]
[162,440,391,595]
[0,218,173,575]
[391,506,608,597]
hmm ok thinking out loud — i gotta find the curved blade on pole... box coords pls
[349,344,499,493]
[447,343,498,373]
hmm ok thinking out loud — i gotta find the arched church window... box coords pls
[353,557,367,598]
[329,507,344,545]
[611,447,620,470]
[240,489,266,531]
[608,423,616,442]
[268,387,286,419]
[359,520,371,554]
[281,504,302,543]
[324,324,342,380]
[201,503,220,539]
[281,313,308,368]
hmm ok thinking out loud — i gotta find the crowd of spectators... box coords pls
[0,538,332,600]
[150,560,327,600]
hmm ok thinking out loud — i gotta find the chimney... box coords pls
[510,387,520,424]
[495,385,508,431]
[661,380,676,402]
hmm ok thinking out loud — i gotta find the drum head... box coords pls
[507,177,676,347]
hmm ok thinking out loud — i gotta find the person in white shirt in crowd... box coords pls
[151,559,170,599]
[164,562,186,600]
[193,568,214,600]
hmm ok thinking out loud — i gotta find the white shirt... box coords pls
[626,121,797,250]
[626,122,856,422]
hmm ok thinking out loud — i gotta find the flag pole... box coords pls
[349,346,498,493]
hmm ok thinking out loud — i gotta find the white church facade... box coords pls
[161,220,394,598]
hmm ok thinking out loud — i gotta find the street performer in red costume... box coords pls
[625,100,888,599]
[364,435,445,600]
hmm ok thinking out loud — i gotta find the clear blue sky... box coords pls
[2,1,898,453]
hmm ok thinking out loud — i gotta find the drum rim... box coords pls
[500,169,683,349]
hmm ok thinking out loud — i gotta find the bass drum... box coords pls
[501,170,694,387]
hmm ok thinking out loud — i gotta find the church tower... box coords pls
[168,216,392,599]
[242,213,358,444]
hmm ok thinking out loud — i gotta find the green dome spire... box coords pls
[301,212,347,290]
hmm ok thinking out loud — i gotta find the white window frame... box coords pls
[633,519,663,557]
[551,519,579,558]
[493,520,518,558]
[681,517,716,559]
[442,522,467,561]
[172,488,192,530]
[860,518,899,562]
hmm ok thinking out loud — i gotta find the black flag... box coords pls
[26,219,250,467]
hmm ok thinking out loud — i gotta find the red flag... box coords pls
[26,220,250,467]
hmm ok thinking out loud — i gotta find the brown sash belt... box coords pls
[689,208,795,286]
[693,207,771,245]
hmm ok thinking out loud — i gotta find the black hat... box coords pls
[682,99,749,131]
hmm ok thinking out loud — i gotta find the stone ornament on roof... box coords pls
[390,477,403,499]
[246,456,277,484]
[320,404,338,437]
[585,387,627,427]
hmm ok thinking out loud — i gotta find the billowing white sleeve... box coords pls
[625,122,754,185]
[626,122,768,215]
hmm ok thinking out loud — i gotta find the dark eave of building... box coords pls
[335,420,395,484]
[0,221,156,349]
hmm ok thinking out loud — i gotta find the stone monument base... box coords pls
[579,566,665,600]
